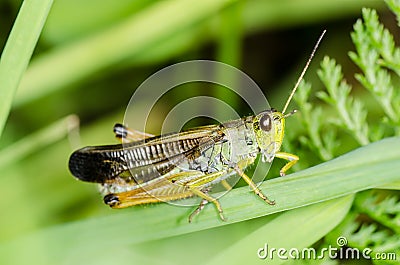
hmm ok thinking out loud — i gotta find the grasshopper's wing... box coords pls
[69,124,225,184]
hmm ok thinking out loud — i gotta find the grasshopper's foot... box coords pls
[275,152,299,177]
[189,199,208,223]
[254,188,275,205]
[188,190,226,223]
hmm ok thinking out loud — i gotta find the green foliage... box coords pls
[3,134,400,264]
[317,57,370,146]
[355,191,400,235]
[290,4,400,264]
[326,205,400,264]
[292,6,400,159]
[349,8,400,131]
[293,80,338,161]
[0,0,53,137]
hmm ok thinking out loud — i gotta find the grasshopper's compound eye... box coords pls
[259,114,272,132]
[104,194,120,207]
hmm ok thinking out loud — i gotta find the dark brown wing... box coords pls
[68,124,224,183]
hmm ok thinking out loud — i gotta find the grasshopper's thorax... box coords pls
[253,109,285,163]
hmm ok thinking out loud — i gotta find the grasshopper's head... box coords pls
[251,30,326,162]
[253,109,286,162]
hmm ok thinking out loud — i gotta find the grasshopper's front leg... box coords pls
[275,152,299,176]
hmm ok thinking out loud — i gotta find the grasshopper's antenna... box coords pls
[282,30,326,114]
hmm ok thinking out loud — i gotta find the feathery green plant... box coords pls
[290,4,400,263]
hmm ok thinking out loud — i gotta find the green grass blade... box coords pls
[0,0,53,137]
[205,195,353,265]
[0,115,78,169]
[378,181,400,190]
[14,0,235,106]
[0,137,399,264]
[12,0,383,108]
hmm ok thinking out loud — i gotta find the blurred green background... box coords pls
[0,0,395,264]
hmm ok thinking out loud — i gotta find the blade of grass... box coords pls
[0,0,53,137]
[12,0,384,108]
[0,115,78,169]
[14,0,235,106]
[43,0,154,44]
[206,195,353,265]
[243,0,384,33]
[0,115,78,240]
[214,1,243,115]
[131,198,353,265]
[0,137,399,264]
[131,215,278,265]
[378,181,400,190]
[0,113,121,241]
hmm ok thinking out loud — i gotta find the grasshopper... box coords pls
[69,31,325,222]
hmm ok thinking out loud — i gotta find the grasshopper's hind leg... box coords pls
[113,123,154,142]
[188,198,209,223]
[180,170,228,222]
[188,178,232,222]
[188,188,226,222]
